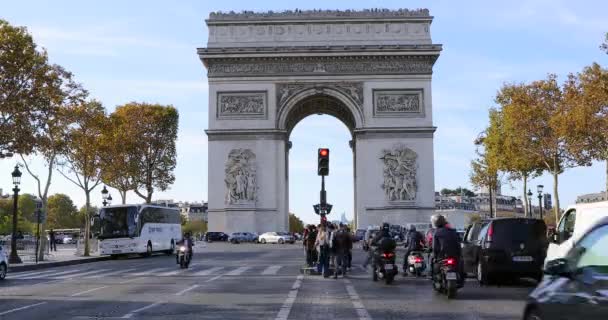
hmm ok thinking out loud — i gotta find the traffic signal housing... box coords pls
[318,148,329,176]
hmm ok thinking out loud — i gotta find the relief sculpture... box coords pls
[225,149,257,204]
[380,145,418,201]
[217,92,266,118]
[374,90,423,117]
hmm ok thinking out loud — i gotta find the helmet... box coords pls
[409,224,417,232]
[382,222,390,231]
[431,214,447,228]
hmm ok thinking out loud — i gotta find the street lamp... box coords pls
[107,194,113,206]
[9,165,22,264]
[101,186,109,207]
[527,189,533,217]
[537,185,544,219]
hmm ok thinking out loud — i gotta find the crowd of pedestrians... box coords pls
[303,222,353,278]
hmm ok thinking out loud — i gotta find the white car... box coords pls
[258,232,295,244]
[0,244,8,280]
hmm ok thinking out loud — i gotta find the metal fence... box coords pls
[0,239,52,262]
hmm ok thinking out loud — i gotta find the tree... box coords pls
[601,32,608,54]
[57,100,106,256]
[182,220,207,237]
[0,19,51,154]
[467,213,482,226]
[46,194,79,229]
[20,64,86,260]
[471,122,502,218]
[0,197,35,235]
[289,213,305,233]
[112,103,179,203]
[495,85,545,217]
[559,64,608,199]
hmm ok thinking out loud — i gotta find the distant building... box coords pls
[149,199,180,208]
[180,202,208,222]
[576,191,607,204]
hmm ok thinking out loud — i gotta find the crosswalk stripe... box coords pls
[157,269,184,276]
[195,267,223,276]
[86,268,137,279]
[10,269,57,279]
[53,269,110,279]
[23,269,82,279]
[225,266,251,276]
[132,267,170,276]
[261,265,282,275]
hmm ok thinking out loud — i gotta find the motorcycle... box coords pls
[373,251,398,284]
[432,257,460,299]
[177,245,191,269]
[406,251,426,277]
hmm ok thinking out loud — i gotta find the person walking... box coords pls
[346,227,353,270]
[328,224,337,270]
[333,223,353,279]
[315,224,330,278]
[49,229,57,252]
[304,225,318,267]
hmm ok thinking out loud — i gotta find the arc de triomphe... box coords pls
[198,9,442,234]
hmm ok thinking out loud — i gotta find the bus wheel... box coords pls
[166,241,175,255]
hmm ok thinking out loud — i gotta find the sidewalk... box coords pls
[7,247,109,272]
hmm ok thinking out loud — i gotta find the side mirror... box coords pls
[544,258,572,277]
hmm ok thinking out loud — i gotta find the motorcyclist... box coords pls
[403,224,424,272]
[176,232,194,264]
[370,223,396,269]
[430,214,464,287]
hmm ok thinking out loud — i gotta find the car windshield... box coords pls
[99,206,138,239]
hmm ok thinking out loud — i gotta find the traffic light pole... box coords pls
[320,175,326,224]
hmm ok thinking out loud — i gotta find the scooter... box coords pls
[177,245,191,269]
[432,257,460,299]
[406,251,426,277]
[373,250,398,284]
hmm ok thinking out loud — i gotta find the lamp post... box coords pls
[101,186,109,207]
[107,194,113,206]
[537,185,544,220]
[527,189,533,217]
[9,165,22,264]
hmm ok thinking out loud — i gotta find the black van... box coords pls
[462,218,547,284]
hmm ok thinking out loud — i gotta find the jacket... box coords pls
[432,227,461,259]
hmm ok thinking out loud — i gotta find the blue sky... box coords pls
[1,0,607,224]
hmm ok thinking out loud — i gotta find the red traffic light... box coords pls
[319,148,329,157]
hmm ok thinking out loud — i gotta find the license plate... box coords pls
[446,272,457,280]
[384,264,394,269]
[112,250,121,254]
[513,256,533,262]
[414,263,422,267]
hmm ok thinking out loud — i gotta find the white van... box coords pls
[545,201,608,265]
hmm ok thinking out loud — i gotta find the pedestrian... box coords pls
[333,223,352,278]
[304,225,318,267]
[346,227,353,270]
[49,229,57,252]
[315,224,330,278]
[328,224,337,270]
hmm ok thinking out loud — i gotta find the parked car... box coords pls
[204,232,229,242]
[0,245,7,280]
[546,201,608,267]
[258,232,294,244]
[462,218,548,285]
[354,229,366,242]
[228,232,257,243]
[522,217,608,320]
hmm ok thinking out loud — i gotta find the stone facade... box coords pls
[199,9,441,234]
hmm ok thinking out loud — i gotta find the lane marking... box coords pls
[53,269,110,279]
[70,286,108,297]
[119,277,141,285]
[205,274,223,282]
[157,269,184,276]
[274,274,304,320]
[343,279,372,320]
[87,268,137,279]
[0,302,48,316]
[195,267,223,276]
[132,267,169,276]
[9,270,57,279]
[25,269,82,279]
[175,284,200,296]
[262,265,282,275]
[225,266,251,276]
[120,301,165,319]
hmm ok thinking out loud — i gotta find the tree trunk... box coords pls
[37,199,48,261]
[120,190,127,204]
[489,186,494,219]
[146,186,153,204]
[84,191,91,256]
[522,174,529,217]
[553,171,560,225]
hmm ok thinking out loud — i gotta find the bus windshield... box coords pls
[99,206,138,239]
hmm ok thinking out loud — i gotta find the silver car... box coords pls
[258,232,295,244]
[0,245,8,280]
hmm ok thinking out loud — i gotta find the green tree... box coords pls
[289,213,305,233]
[57,100,106,256]
[467,213,482,226]
[46,194,79,229]
[0,19,50,154]
[112,103,179,203]
[0,197,35,235]
[182,220,208,237]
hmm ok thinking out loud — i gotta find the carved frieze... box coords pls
[208,9,431,20]
[373,89,424,117]
[217,91,267,119]
[206,56,435,78]
[225,149,257,204]
[380,144,418,201]
[276,82,363,109]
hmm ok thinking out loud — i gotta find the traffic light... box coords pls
[318,148,329,176]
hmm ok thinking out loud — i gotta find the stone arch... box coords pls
[276,85,365,136]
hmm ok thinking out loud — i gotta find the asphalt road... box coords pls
[0,242,535,320]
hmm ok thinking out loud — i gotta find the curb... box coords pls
[7,256,111,272]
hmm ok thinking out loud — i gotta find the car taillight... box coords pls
[383,253,394,258]
[445,258,455,266]
[414,257,423,263]
[487,223,494,243]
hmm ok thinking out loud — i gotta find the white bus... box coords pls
[96,204,182,257]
